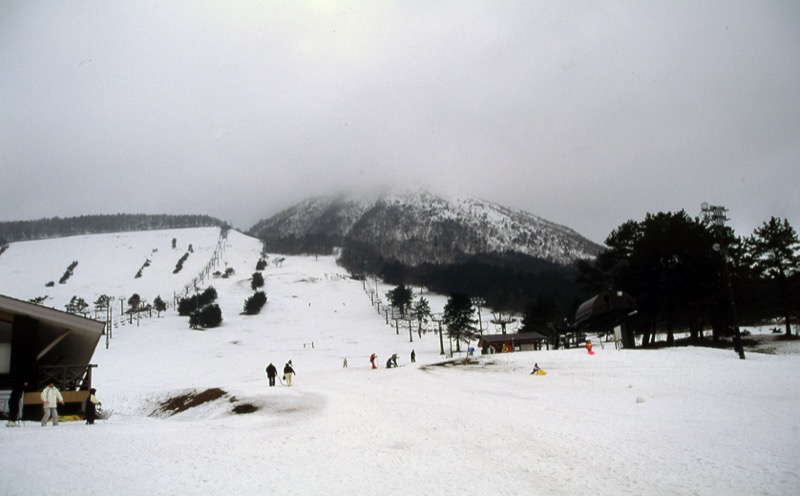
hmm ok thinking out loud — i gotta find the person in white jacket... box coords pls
[40,382,64,427]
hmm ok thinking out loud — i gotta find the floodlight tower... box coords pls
[701,203,745,360]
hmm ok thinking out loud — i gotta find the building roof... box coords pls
[0,294,105,366]
[478,332,546,346]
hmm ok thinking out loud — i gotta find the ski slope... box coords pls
[1,228,798,495]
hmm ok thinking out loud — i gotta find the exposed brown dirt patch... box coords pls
[155,388,260,417]
[156,388,226,416]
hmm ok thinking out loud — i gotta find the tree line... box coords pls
[576,211,799,345]
[381,211,800,351]
[0,213,226,244]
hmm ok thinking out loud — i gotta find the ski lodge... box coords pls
[568,290,637,348]
[478,332,547,353]
[0,294,105,418]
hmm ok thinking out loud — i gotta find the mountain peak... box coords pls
[248,190,602,266]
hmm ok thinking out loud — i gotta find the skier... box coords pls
[370,353,377,369]
[265,363,278,387]
[6,379,27,427]
[410,349,416,363]
[283,360,296,386]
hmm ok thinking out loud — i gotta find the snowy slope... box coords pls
[1,229,798,496]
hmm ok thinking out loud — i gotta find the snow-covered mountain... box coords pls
[248,190,603,266]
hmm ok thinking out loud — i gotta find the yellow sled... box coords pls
[536,369,547,376]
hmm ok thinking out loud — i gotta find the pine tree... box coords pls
[386,284,414,318]
[153,295,167,317]
[748,217,800,335]
[65,296,89,316]
[412,296,432,337]
[243,291,267,315]
[251,272,265,290]
[128,293,141,311]
[443,292,476,352]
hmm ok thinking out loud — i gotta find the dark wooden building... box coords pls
[0,294,105,417]
[570,290,637,348]
[478,332,547,354]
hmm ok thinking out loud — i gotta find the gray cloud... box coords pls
[2,1,798,243]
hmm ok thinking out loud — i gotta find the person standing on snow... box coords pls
[283,360,296,386]
[265,363,278,387]
[40,381,64,427]
[6,379,28,427]
[410,349,416,363]
[85,388,101,425]
[370,353,377,369]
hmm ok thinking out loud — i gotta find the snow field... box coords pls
[0,228,798,495]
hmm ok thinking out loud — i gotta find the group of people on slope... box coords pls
[265,360,296,386]
[368,349,415,370]
[6,380,102,427]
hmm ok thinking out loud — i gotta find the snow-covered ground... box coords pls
[1,228,799,495]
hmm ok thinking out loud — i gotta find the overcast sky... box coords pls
[2,1,798,243]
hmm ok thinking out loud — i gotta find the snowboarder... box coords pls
[6,379,27,427]
[265,363,278,387]
[283,360,296,386]
[370,353,377,369]
[85,388,101,425]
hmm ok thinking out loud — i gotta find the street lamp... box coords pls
[701,203,745,360]
[431,313,446,356]
[471,297,485,335]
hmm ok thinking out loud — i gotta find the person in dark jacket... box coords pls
[6,379,28,427]
[265,363,278,387]
[85,388,101,425]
